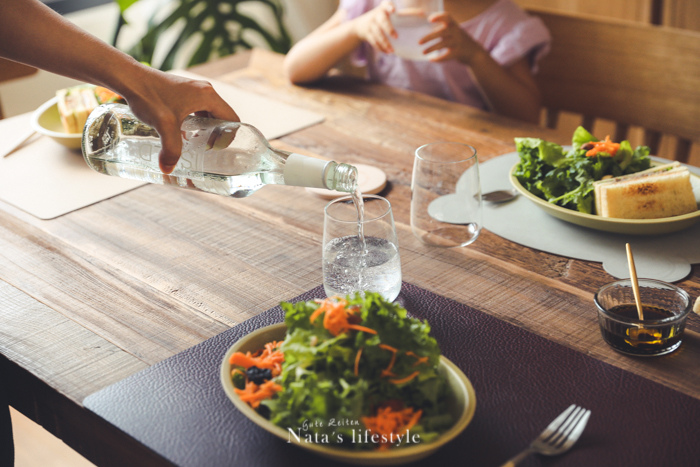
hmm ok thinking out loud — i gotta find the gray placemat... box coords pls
[480,153,700,282]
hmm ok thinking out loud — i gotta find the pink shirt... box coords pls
[339,0,551,111]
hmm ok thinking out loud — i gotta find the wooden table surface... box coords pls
[2,49,699,466]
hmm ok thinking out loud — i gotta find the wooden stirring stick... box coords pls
[625,243,644,320]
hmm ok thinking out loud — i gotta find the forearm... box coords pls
[284,13,363,84]
[466,51,542,123]
[0,0,239,173]
[0,0,144,92]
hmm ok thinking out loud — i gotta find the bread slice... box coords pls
[56,86,99,134]
[594,162,698,219]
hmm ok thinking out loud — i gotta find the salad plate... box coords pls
[509,162,700,235]
[220,322,477,465]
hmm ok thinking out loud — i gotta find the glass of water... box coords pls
[323,195,402,302]
[410,142,482,247]
[389,0,444,61]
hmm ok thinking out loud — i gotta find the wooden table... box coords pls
[2,49,698,466]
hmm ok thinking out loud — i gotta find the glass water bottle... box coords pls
[81,104,358,198]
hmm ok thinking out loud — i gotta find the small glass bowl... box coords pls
[594,279,691,357]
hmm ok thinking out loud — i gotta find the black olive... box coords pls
[246,366,272,384]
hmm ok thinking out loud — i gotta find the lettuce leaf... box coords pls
[264,293,452,450]
[513,126,651,214]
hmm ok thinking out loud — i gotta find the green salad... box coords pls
[513,126,651,214]
[229,293,454,451]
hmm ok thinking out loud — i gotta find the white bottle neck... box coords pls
[283,153,333,188]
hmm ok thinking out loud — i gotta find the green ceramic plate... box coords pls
[509,162,700,235]
[220,323,476,465]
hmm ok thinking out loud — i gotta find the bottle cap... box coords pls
[306,164,387,198]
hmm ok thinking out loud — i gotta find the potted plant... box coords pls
[113,0,292,70]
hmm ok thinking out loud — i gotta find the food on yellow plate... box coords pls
[56,86,98,134]
[93,86,124,104]
[593,162,698,219]
[228,293,455,451]
[56,85,124,133]
[513,127,652,214]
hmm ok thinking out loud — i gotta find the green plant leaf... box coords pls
[114,0,140,13]
[115,0,291,71]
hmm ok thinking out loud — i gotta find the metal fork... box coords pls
[500,404,591,467]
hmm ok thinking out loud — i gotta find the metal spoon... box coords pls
[481,189,518,204]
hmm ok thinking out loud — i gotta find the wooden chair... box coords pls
[0,58,37,119]
[528,7,700,163]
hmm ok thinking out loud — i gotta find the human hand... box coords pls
[121,67,239,174]
[352,0,397,55]
[420,12,484,64]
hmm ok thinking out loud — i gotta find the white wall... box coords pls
[0,0,338,118]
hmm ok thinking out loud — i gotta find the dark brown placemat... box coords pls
[84,283,700,466]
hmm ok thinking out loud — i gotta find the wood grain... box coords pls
[529,7,700,162]
[1,49,698,466]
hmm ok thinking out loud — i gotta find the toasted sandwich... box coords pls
[56,85,99,134]
[594,162,698,219]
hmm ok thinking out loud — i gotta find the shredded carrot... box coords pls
[361,406,423,450]
[404,408,422,431]
[347,324,377,334]
[585,135,620,157]
[310,297,347,323]
[405,351,429,367]
[234,380,283,409]
[379,344,398,378]
[94,86,123,104]
[389,370,420,385]
[229,340,284,377]
[309,297,376,337]
[354,347,363,376]
[324,303,351,336]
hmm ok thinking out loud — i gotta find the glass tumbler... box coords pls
[410,142,482,247]
[594,279,691,356]
[389,0,444,61]
[323,195,402,302]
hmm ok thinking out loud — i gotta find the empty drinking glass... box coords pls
[410,142,482,247]
[323,195,402,302]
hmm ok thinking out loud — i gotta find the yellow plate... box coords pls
[509,162,700,235]
[31,96,83,149]
[220,323,477,465]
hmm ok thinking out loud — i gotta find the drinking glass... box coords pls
[323,195,402,302]
[389,0,444,61]
[410,142,482,247]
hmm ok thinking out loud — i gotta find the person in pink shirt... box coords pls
[284,0,551,123]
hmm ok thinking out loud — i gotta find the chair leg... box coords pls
[675,138,691,164]
[544,108,559,129]
[644,130,662,156]
[614,123,629,144]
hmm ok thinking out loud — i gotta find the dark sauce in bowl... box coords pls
[598,304,684,356]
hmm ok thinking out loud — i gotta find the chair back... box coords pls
[0,58,38,119]
[529,8,700,163]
